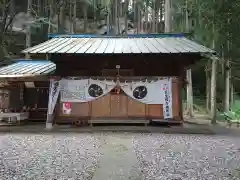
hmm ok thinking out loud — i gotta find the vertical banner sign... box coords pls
[163,78,173,119]
[47,79,60,115]
[62,102,72,115]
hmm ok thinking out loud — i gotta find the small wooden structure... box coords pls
[19,34,216,126]
[0,60,56,123]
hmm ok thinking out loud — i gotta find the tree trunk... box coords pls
[206,60,211,111]
[137,5,141,33]
[73,0,77,33]
[144,1,149,33]
[69,1,73,33]
[107,6,110,34]
[124,0,129,34]
[160,0,163,32]
[155,0,160,33]
[186,69,193,117]
[164,0,171,32]
[59,0,65,32]
[210,40,217,124]
[224,56,230,112]
[152,0,156,33]
[48,0,53,34]
[93,0,96,26]
[116,0,120,35]
[133,0,137,33]
[140,8,144,32]
[10,0,15,35]
[224,16,231,112]
[25,0,32,59]
[185,0,193,117]
[185,0,189,32]
[112,0,118,35]
[210,0,217,124]
[230,83,234,107]
[37,0,41,15]
[83,2,88,33]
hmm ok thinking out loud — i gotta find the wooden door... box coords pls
[127,97,146,118]
[110,94,128,117]
[91,94,111,117]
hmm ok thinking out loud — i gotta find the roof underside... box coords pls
[0,60,56,78]
[22,34,215,54]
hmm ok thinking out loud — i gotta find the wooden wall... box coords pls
[52,54,199,77]
[0,81,50,121]
[56,78,182,123]
[0,86,23,111]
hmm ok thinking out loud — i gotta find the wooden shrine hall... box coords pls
[0,34,215,127]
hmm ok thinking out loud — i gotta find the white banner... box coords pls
[60,79,115,102]
[162,78,173,119]
[47,79,60,115]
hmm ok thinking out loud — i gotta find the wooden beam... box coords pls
[0,76,51,82]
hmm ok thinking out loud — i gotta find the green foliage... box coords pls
[218,100,240,122]
[173,0,240,111]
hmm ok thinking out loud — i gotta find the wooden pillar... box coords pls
[19,83,24,111]
[186,69,193,117]
[178,77,184,120]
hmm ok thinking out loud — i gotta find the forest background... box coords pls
[1,0,239,121]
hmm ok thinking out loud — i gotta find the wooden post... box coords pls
[206,60,211,111]
[186,69,193,117]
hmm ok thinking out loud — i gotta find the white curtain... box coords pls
[59,78,173,119]
[60,79,116,102]
[121,78,173,119]
[121,80,165,104]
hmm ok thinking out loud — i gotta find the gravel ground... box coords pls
[0,133,102,180]
[0,133,240,180]
[133,134,240,180]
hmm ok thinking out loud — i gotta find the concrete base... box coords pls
[89,119,149,124]
[45,123,53,130]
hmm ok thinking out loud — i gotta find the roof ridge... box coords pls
[48,33,185,39]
